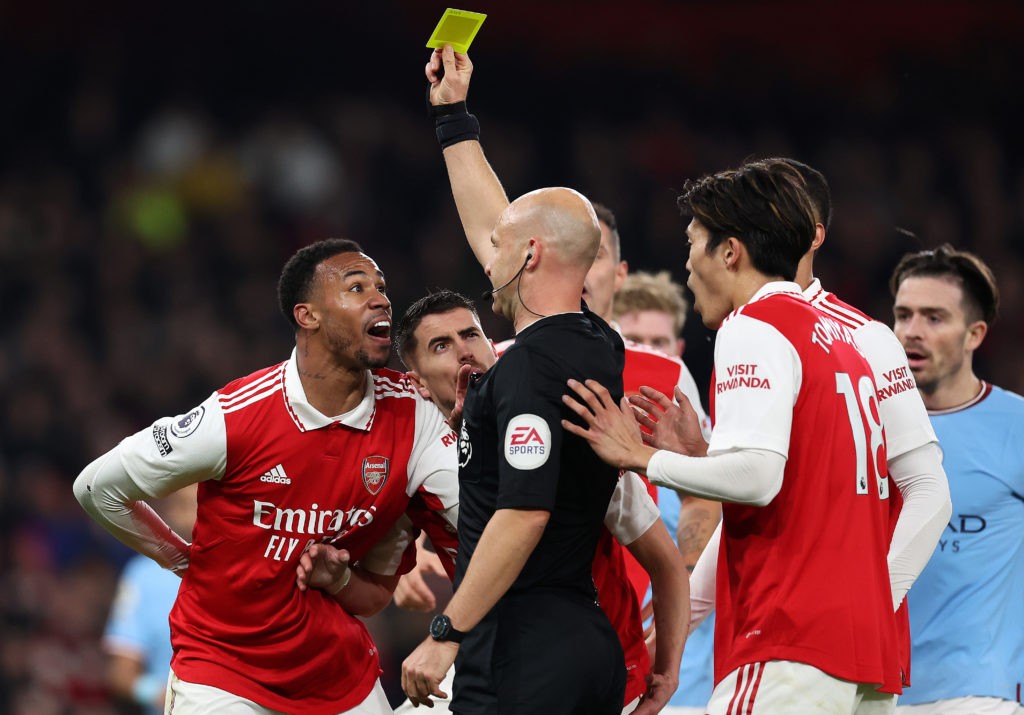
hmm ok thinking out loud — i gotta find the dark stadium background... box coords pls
[1,1,1021,710]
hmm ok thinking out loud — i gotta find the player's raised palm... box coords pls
[629,386,709,458]
[561,378,657,474]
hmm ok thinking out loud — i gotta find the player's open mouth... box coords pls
[367,319,391,342]
[903,349,927,369]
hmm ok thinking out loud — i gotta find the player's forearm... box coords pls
[442,139,509,268]
[688,523,720,632]
[334,568,401,617]
[442,507,548,632]
[886,441,952,609]
[676,497,722,572]
[627,522,688,681]
[74,451,190,572]
[647,448,785,506]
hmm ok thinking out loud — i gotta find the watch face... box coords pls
[430,615,450,640]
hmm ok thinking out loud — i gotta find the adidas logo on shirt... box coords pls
[259,464,291,485]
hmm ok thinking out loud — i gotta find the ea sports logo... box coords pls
[504,414,551,470]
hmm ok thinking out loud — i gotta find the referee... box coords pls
[401,46,627,715]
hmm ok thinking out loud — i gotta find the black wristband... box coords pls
[428,99,469,118]
[431,101,481,149]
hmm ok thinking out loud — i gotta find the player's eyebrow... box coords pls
[342,268,385,281]
[426,332,455,349]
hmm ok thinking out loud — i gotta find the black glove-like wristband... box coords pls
[430,99,481,149]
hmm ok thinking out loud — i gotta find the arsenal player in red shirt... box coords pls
[75,239,459,715]
[565,160,904,713]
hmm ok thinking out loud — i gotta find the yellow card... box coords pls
[426,8,487,54]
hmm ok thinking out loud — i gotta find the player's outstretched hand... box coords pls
[295,542,352,595]
[426,44,472,107]
[402,637,458,707]
[562,378,657,474]
[394,534,448,612]
[629,385,709,457]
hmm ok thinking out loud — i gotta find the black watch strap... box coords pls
[429,614,466,643]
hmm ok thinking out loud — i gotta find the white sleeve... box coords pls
[73,393,227,572]
[689,522,719,632]
[886,441,952,609]
[358,515,417,576]
[675,359,712,441]
[604,472,661,546]
[73,450,191,572]
[118,392,227,496]
[647,448,786,506]
[706,315,801,457]
[406,393,460,511]
[854,321,938,458]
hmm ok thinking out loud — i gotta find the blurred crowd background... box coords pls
[1,1,1022,711]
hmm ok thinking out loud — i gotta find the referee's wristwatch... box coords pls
[429,614,467,643]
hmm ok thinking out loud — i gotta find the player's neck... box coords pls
[294,342,371,417]
[920,368,982,412]
[735,272,787,309]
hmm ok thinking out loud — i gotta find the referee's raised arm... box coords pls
[426,45,508,270]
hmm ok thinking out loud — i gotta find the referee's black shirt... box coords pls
[453,305,625,600]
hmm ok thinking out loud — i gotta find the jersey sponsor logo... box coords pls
[937,514,987,554]
[810,315,858,354]
[362,456,389,495]
[170,406,205,438]
[458,422,473,468]
[259,464,291,485]
[253,500,377,534]
[504,413,551,470]
[876,366,916,402]
[152,424,172,456]
[716,363,771,394]
[253,501,380,563]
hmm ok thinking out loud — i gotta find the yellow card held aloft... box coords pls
[426,8,487,54]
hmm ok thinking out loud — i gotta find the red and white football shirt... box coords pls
[619,338,709,603]
[806,277,941,686]
[598,471,662,704]
[705,283,903,693]
[117,352,458,714]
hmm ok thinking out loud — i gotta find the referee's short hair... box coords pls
[889,243,999,325]
[397,290,480,368]
[277,238,364,329]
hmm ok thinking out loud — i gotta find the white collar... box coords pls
[803,277,823,300]
[746,280,806,305]
[282,349,376,432]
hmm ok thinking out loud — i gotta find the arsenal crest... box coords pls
[362,455,389,495]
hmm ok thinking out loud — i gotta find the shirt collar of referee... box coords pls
[283,349,376,432]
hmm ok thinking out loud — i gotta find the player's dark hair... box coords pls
[889,243,999,325]
[396,289,480,367]
[678,160,815,281]
[278,238,364,329]
[773,157,832,231]
[592,201,622,261]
